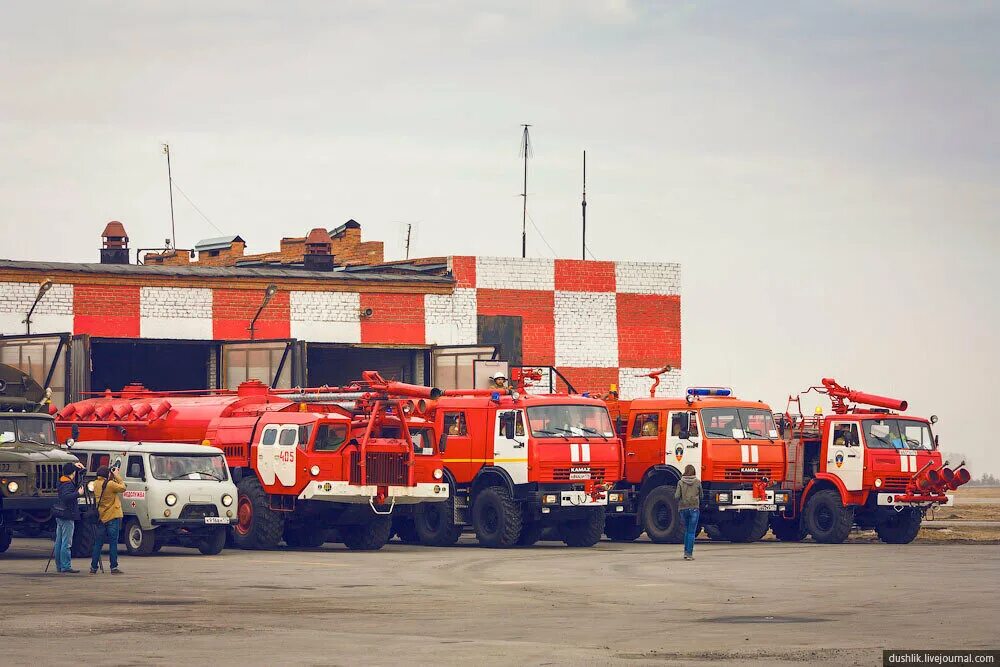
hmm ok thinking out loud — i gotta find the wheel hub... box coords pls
[236,496,253,536]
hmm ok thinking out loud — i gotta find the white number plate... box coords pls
[569,472,591,480]
[204,517,229,524]
[756,504,777,511]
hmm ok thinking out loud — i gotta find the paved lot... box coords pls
[1,536,996,666]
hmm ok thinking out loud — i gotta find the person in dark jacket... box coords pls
[54,461,85,573]
[674,464,703,560]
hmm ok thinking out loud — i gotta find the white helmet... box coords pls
[491,371,507,381]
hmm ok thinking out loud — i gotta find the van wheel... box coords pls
[341,516,392,551]
[125,518,156,556]
[604,516,643,542]
[198,526,227,555]
[716,511,770,542]
[559,509,606,547]
[414,495,462,546]
[875,508,922,544]
[472,485,522,548]
[804,489,854,544]
[233,477,284,550]
[641,486,685,544]
[0,527,11,553]
[70,521,94,558]
[770,515,806,542]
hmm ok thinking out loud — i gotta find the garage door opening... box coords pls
[90,339,212,393]
[306,345,426,387]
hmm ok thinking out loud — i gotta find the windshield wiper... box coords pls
[20,438,49,446]
[534,429,569,440]
[578,426,609,441]
[872,435,895,449]
[168,471,223,482]
[705,429,740,442]
[744,430,775,443]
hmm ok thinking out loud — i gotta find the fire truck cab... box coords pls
[410,392,625,548]
[774,378,968,544]
[606,387,789,544]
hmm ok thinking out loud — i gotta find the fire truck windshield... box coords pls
[150,454,229,481]
[527,405,615,439]
[313,424,349,452]
[379,426,434,452]
[700,408,778,441]
[863,419,935,450]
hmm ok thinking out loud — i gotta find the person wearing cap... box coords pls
[53,461,86,573]
[90,464,127,575]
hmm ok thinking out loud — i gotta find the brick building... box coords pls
[0,221,681,406]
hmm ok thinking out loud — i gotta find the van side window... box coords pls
[72,452,88,466]
[261,428,277,446]
[89,453,109,473]
[632,413,659,438]
[126,455,145,480]
[444,412,467,436]
[278,428,297,446]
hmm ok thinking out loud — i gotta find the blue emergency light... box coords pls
[687,387,732,397]
[490,392,501,402]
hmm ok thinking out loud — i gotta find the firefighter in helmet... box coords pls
[490,372,510,391]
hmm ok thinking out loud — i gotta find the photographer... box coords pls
[89,464,126,575]
[53,461,85,574]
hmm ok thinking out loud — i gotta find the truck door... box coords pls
[257,426,279,485]
[827,421,863,491]
[494,410,528,484]
[666,410,701,471]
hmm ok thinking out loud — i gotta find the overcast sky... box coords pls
[2,1,998,472]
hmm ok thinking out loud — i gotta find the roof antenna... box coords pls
[581,150,587,261]
[519,124,532,258]
[405,223,412,260]
[162,144,176,251]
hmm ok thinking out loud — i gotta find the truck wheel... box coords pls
[71,521,94,558]
[604,516,643,542]
[472,485,522,548]
[559,509,606,548]
[0,527,11,553]
[341,516,392,551]
[875,508,922,544]
[641,486,685,544]
[516,521,545,547]
[703,524,722,541]
[716,511,770,543]
[804,489,854,544]
[198,526,228,555]
[233,477,284,550]
[283,524,327,548]
[392,517,421,544]
[124,517,156,556]
[414,495,462,546]
[770,515,806,542]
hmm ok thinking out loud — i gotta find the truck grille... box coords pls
[179,504,219,520]
[350,451,409,486]
[722,466,779,482]
[34,464,61,494]
[879,474,912,491]
[548,466,608,484]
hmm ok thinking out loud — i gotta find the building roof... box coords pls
[194,235,245,252]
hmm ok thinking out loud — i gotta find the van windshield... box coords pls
[526,405,615,439]
[150,454,229,481]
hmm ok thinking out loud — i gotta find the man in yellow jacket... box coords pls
[90,465,126,575]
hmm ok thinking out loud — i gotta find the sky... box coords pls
[2,1,998,472]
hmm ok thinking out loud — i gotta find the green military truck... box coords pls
[0,363,91,556]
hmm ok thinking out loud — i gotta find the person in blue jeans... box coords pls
[53,461,86,573]
[90,465,127,575]
[674,464,703,560]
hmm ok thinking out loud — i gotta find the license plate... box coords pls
[204,517,229,524]
[756,504,777,511]
[569,472,591,480]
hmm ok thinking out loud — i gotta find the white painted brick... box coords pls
[554,291,618,367]
[141,317,213,340]
[290,291,361,343]
[0,282,74,335]
[475,256,555,291]
[140,286,212,318]
[424,288,476,346]
[618,367,683,400]
[614,261,682,295]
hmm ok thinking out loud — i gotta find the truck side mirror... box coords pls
[679,429,691,440]
[501,414,516,439]
[438,433,448,453]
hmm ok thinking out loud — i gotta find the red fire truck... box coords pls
[772,378,969,544]
[405,378,625,548]
[55,372,449,551]
[605,370,788,543]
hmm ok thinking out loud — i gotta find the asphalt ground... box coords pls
[1,535,996,666]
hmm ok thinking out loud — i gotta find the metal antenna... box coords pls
[582,150,587,261]
[519,124,533,258]
[404,223,412,260]
[162,144,176,251]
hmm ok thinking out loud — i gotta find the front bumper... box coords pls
[876,492,954,508]
[298,481,450,505]
[1,496,58,511]
[712,489,786,512]
[151,517,232,528]
[536,485,626,515]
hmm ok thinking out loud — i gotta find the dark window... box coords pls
[126,455,145,480]
[670,413,689,437]
[278,428,296,446]
[89,453,110,473]
[444,412,468,436]
[261,429,277,446]
[632,413,659,438]
[313,424,348,452]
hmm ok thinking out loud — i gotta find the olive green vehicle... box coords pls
[0,364,91,556]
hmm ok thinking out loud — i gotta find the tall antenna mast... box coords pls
[519,124,532,258]
[404,223,412,260]
[582,150,587,261]
[162,143,176,250]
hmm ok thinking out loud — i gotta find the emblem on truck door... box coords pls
[675,445,683,462]
[835,452,844,468]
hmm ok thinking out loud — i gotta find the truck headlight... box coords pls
[874,478,883,488]
[433,468,444,480]
[608,492,624,503]
[543,494,558,505]
[715,492,731,504]
[774,492,790,504]
[165,493,178,507]
[221,494,234,507]
[310,465,320,476]
[6,481,19,494]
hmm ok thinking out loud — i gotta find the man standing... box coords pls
[90,464,126,575]
[674,464,703,561]
[53,461,85,573]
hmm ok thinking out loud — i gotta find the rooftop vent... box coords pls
[100,221,129,264]
[303,227,334,271]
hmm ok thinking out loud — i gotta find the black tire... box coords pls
[0,527,11,553]
[233,476,284,550]
[641,486,685,544]
[472,485,522,548]
[770,515,806,542]
[340,516,392,551]
[516,521,545,547]
[393,517,421,544]
[283,525,326,548]
[803,489,854,544]
[704,524,723,541]
[198,526,228,555]
[152,542,164,553]
[604,516,644,542]
[124,517,156,556]
[71,521,94,558]
[716,511,770,543]
[875,508,922,544]
[559,509,606,548]
[414,495,463,547]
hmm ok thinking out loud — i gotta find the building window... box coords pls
[0,336,66,407]
[432,346,497,391]
[222,343,291,389]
